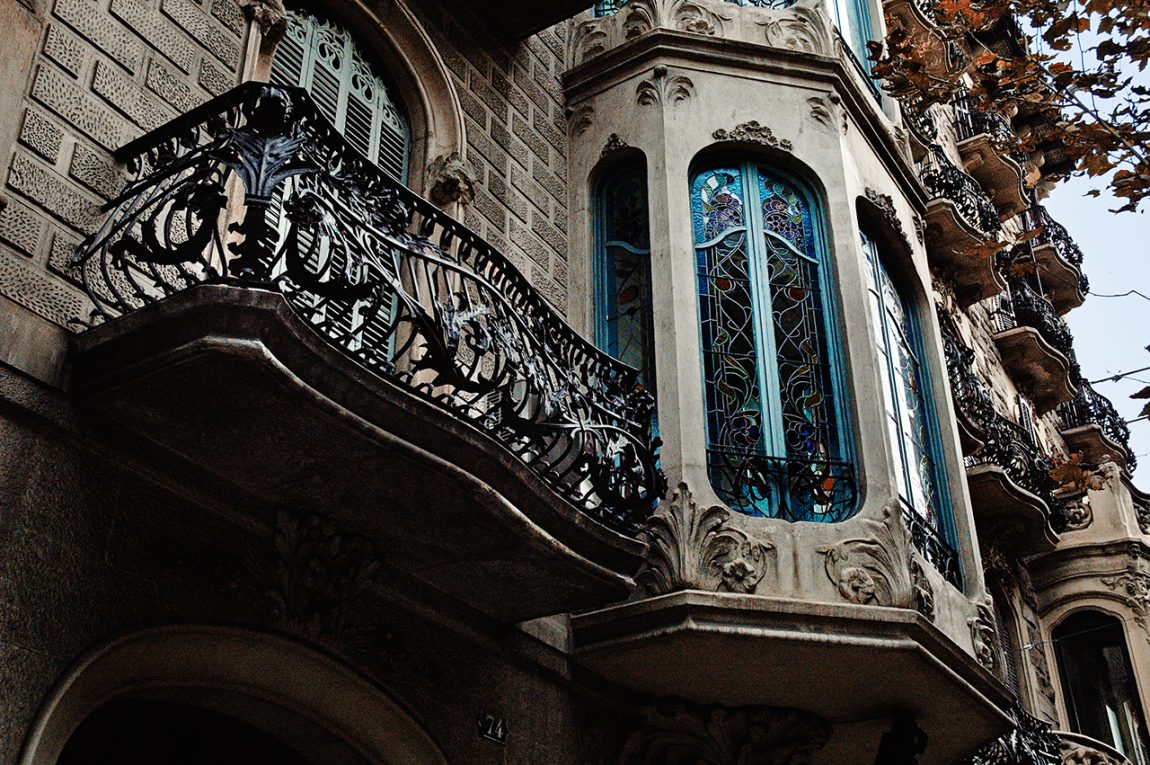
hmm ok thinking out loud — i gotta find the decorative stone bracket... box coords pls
[426,152,476,208]
[818,504,914,608]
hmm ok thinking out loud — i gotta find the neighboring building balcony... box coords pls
[993,278,1078,414]
[918,144,1006,306]
[1057,731,1136,765]
[1057,382,1136,473]
[903,101,939,162]
[1020,205,1089,314]
[953,95,1029,217]
[883,0,952,81]
[938,311,1063,553]
[66,83,663,622]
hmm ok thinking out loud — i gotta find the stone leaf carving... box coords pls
[1061,740,1127,765]
[426,152,475,207]
[671,0,732,36]
[601,133,631,158]
[910,558,935,621]
[818,504,913,607]
[1101,567,1150,627]
[1061,496,1094,531]
[570,104,595,136]
[637,66,696,106]
[806,94,845,133]
[757,0,832,55]
[240,0,287,42]
[637,482,773,596]
[864,187,913,254]
[712,121,793,152]
[969,598,997,672]
[622,1,658,38]
[572,21,611,66]
[619,701,832,765]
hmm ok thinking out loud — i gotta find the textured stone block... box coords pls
[109,0,197,73]
[0,200,44,257]
[532,107,564,154]
[8,152,102,234]
[48,230,84,286]
[54,0,143,73]
[512,113,548,165]
[146,59,201,113]
[209,0,243,36]
[32,65,131,150]
[42,24,88,76]
[198,56,232,95]
[93,60,175,132]
[0,247,86,328]
[161,0,240,68]
[530,213,566,259]
[18,109,65,163]
[531,161,564,206]
[69,142,125,199]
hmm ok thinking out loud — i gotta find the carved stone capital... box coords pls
[818,504,912,607]
[240,0,287,43]
[426,152,475,207]
[712,120,793,152]
[637,482,773,596]
[620,701,831,765]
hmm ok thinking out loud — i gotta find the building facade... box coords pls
[0,0,1147,761]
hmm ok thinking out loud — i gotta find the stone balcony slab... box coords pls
[965,463,1059,555]
[1032,241,1086,314]
[991,326,1076,414]
[923,198,1005,307]
[956,134,1029,217]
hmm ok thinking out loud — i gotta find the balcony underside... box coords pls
[1032,242,1085,314]
[572,591,1013,765]
[69,286,646,622]
[923,199,1004,307]
[965,463,1059,555]
[884,1,950,77]
[956,135,1028,217]
[1062,424,1130,473]
[992,326,1076,414]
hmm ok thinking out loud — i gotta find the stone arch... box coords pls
[19,624,449,765]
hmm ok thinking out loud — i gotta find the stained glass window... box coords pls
[692,164,855,522]
[861,229,949,531]
[595,167,655,393]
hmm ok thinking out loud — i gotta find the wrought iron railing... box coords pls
[953,95,1015,145]
[967,706,1061,765]
[835,28,884,102]
[903,102,939,145]
[918,144,1002,235]
[1057,382,1136,469]
[902,505,962,587]
[1022,205,1085,268]
[996,278,1081,378]
[593,0,794,15]
[938,310,1065,530]
[71,83,664,534]
[705,450,858,523]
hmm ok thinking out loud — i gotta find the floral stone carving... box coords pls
[756,0,832,56]
[601,133,631,158]
[619,701,832,765]
[1061,740,1127,765]
[1101,567,1150,627]
[910,558,935,621]
[818,504,913,607]
[712,121,794,152]
[864,187,913,255]
[969,598,997,672]
[671,0,732,36]
[426,152,475,207]
[636,482,773,596]
[637,66,696,106]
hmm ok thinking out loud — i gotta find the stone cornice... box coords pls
[561,29,928,212]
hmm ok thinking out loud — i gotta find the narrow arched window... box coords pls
[861,229,951,532]
[270,8,411,181]
[692,164,855,522]
[1054,611,1150,765]
[595,166,655,394]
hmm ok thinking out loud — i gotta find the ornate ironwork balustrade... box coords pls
[593,0,794,15]
[967,705,1061,765]
[1022,205,1085,268]
[903,102,939,145]
[1057,382,1136,469]
[918,144,1002,235]
[72,82,664,534]
[996,278,1080,378]
[953,95,1015,145]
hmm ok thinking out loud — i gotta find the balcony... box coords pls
[919,144,1005,306]
[903,101,939,162]
[68,83,663,622]
[966,705,1062,765]
[953,96,1029,217]
[939,311,1062,553]
[1058,382,1136,473]
[1020,205,1088,314]
[993,279,1078,414]
[1057,731,1135,765]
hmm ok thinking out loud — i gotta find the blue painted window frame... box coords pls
[691,162,857,522]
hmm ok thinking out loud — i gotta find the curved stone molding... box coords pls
[601,133,631,158]
[754,0,832,56]
[426,152,475,207]
[818,505,913,607]
[636,482,773,596]
[636,66,696,106]
[619,701,832,765]
[570,104,596,136]
[910,558,936,621]
[712,120,793,151]
[969,598,997,672]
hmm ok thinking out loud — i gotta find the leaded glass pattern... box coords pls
[861,230,947,530]
[596,168,655,393]
[693,165,855,522]
[593,0,796,15]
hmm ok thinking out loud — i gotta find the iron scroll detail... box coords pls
[73,83,665,534]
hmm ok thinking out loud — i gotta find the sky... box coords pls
[1045,180,1150,488]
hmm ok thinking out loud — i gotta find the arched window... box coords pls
[270,8,411,181]
[861,229,951,533]
[1054,611,1150,765]
[692,163,855,522]
[594,165,655,394]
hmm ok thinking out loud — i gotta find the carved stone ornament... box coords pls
[969,598,997,672]
[1101,567,1150,627]
[910,558,936,622]
[1061,496,1094,531]
[636,482,773,596]
[623,1,657,39]
[619,701,832,765]
[712,121,794,152]
[818,504,913,607]
[755,0,832,56]
[864,187,913,255]
[240,0,287,43]
[601,133,631,158]
[572,21,611,66]
[426,152,475,207]
[570,104,595,136]
[1061,739,1127,765]
[671,0,732,36]
[1136,497,1150,536]
[637,66,696,106]
[806,94,845,133]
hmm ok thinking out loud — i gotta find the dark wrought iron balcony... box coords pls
[967,705,1061,765]
[71,83,663,537]
[1058,381,1136,471]
[997,279,1080,378]
[1017,204,1089,312]
[919,144,1002,236]
[954,95,1014,145]
[952,95,1029,216]
[991,278,1077,414]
